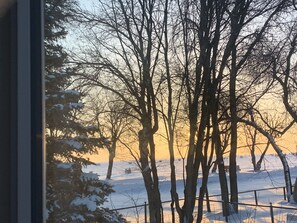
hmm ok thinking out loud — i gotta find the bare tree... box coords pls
[157,0,186,221]
[174,1,291,221]
[239,3,297,201]
[243,112,289,172]
[68,0,294,221]
[87,93,132,179]
[272,24,297,122]
[244,125,270,172]
[238,111,295,200]
[270,9,297,202]
[72,0,167,221]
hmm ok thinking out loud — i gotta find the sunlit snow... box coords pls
[84,153,297,222]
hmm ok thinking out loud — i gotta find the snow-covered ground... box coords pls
[85,154,297,222]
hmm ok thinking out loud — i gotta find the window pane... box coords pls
[44,1,297,223]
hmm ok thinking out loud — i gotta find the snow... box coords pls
[63,89,80,96]
[71,195,100,211]
[85,125,97,131]
[69,102,83,109]
[53,104,64,110]
[57,163,74,169]
[83,153,297,222]
[76,135,88,140]
[71,214,85,221]
[47,75,55,79]
[65,139,82,149]
[87,185,103,194]
[81,172,99,181]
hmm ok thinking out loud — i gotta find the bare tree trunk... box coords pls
[293,178,297,202]
[211,99,230,217]
[197,121,212,223]
[169,138,182,222]
[255,141,270,172]
[196,174,209,223]
[162,0,183,220]
[182,92,209,222]
[213,129,230,216]
[106,143,115,179]
[245,116,269,172]
[211,161,218,173]
[229,47,238,213]
[247,110,260,172]
[139,128,162,223]
[268,136,292,200]
[106,154,114,180]
[251,152,257,171]
[182,130,199,223]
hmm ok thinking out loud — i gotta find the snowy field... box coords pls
[85,154,297,222]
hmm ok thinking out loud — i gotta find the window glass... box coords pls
[45,1,297,223]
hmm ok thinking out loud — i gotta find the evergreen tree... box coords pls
[45,0,125,222]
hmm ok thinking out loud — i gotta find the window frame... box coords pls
[0,1,44,222]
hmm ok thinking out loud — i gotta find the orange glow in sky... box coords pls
[87,125,297,163]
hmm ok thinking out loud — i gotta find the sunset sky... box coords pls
[72,0,297,164]
[87,124,297,163]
